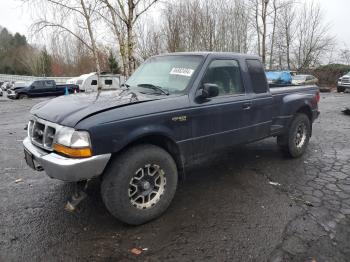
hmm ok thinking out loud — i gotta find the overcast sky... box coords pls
[0,0,349,48]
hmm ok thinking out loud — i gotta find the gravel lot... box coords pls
[0,92,349,261]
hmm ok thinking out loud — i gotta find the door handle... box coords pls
[242,102,252,110]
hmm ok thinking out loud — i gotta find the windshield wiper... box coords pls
[120,83,130,89]
[137,84,169,95]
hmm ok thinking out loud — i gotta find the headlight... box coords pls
[53,127,92,158]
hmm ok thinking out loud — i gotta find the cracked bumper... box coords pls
[23,137,111,182]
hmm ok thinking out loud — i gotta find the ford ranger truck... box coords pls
[23,52,320,225]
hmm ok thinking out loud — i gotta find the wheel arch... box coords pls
[110,133,185,179]
[291,104,313,137]
[295,105,312,122]
[17,92,29,98]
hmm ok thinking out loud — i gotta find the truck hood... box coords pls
[31,90,162,127]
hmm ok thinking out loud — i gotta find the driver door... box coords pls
[29,81,43,96]
[189,58,253,157]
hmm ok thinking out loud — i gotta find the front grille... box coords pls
[28,118,57,151]
[342,77,350,84]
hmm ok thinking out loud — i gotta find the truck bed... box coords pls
[270,85,319,95]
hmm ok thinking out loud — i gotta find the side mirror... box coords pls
[31,85,35,89]
[196,83,219,100]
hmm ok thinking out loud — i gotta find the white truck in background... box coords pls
[337,72,350,92]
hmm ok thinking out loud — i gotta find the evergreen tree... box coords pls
[39,47,52,76]
[0,26,30,74]
[108,50,121,74]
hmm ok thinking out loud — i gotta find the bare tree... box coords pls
[248,0,270,65]
[272,0,296,69]
[23,0,338,78]
[268,0,278,69]
[29,0,103,87]
[136,20,165,61]
[261,0,269,65]
[100,0,128,75]
[163,0,251,54]
[19,46,43,75]
[164,3,183,52]
[339,46,350,65]
[293,1,334,70]
[100,0,160,76]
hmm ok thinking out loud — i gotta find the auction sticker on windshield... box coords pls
[170,68,194,77]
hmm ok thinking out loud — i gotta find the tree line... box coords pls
[3,0,350,77]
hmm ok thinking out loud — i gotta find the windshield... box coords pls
[293,75,307,80]
[126,55,204,95]
[346,72,350,76]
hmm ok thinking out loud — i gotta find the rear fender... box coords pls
[276,93,314,133]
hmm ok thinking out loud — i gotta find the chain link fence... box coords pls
[0,74,72,84]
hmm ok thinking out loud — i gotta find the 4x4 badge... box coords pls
[172,116,187,122]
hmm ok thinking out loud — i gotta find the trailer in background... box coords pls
[73,73,125,92]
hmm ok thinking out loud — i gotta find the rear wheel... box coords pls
[101,144,178,225]
[277,113,311,158]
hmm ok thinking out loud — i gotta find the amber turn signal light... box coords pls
[53,143,92,158]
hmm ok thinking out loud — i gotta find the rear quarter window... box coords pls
[45,81,54,87]
[246,59,268,94]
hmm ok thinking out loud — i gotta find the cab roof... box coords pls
[155,51,260,60]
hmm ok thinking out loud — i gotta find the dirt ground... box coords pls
[0,92,349,262]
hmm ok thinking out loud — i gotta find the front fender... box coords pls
[111,124,177,153]
[87,119,182,156]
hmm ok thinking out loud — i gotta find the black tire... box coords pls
[277,113,311,158]
[337,86,345,93]
[101,144,178,225]
[18,94,28,99]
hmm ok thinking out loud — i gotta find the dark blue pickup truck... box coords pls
[22,52,320,224]
[8,80,79,99]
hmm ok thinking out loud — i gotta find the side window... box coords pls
[105,79,112,85]
[46,81,54,87]
[91,80,97,85]
[246,59,268,94]
[33,81,43,88]
[202,59,244,96]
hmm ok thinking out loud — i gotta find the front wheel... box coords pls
[18,94,28,99]
[101,144,178,225]
[277,113,311,158]
[337,86,345,93]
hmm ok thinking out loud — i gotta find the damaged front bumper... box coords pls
[23,137,111,182]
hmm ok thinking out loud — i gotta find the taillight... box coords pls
[315,91,320,103]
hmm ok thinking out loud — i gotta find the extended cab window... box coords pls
[202,59,244,96]
[246,59,268,94]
